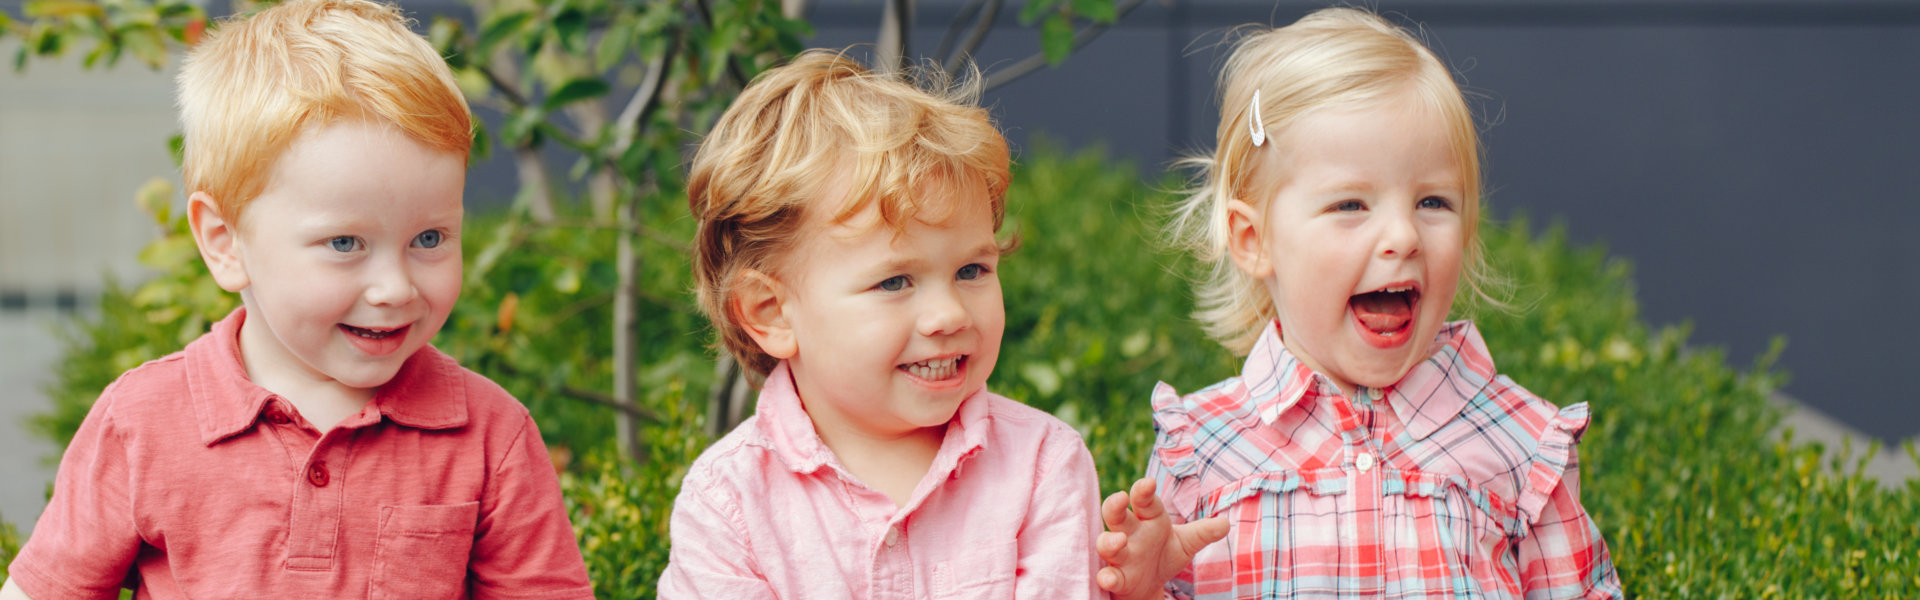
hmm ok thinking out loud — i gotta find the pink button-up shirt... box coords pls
[9,308,593,600]
[658,362,1106,599]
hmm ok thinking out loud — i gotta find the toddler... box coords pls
[658,49,1105,598]
[1097,8,1623,599]
[1,1,592,598]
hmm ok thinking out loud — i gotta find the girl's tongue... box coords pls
[1350,290,1413,333]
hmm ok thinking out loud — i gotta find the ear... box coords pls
[187,191,251,293]
[1224,199,1273,279]
[732,268,797,360]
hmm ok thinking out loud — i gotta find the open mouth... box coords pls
[339,323,411,357]
[341,324,407,339]
[900,355,966,382]
[1349,284,1420,341]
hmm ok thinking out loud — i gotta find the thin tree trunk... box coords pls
[876,0,912,75]
[614,186,644,464]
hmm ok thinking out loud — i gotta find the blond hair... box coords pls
[689,49,1013,377]
[177,0,471,225]
[1170,7,1500,355]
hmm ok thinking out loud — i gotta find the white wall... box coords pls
[0,40,180,534]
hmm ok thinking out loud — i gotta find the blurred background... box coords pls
[4,0,1916,538]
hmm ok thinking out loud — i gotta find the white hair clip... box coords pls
[1248,89,1266,147]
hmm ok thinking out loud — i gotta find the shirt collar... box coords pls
[1245,319,1497,440]
[753,361,993,475]
[186,308,469,446]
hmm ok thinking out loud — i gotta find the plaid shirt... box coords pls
[1148,320,1622,599]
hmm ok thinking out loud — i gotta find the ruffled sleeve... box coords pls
[1148,381,1200,481]
[1513,401,1624,598]
[1517,402,1590,526]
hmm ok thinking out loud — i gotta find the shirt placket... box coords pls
[286,422,357,572]
[1336,387,1387,597]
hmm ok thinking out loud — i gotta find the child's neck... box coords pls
[813,418,946,509]
[236,322,376,434]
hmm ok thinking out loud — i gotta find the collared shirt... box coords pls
[10,308,593,600]
[658,362,1106,599]
[1148,320,1622,599]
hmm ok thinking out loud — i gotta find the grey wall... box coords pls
[806,0,1920,443]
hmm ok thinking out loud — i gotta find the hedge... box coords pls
[4,144,1915,598]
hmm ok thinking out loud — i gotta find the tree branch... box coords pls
[479,64,531,109]
[692,0,751,88]
[488,360,662,422]
[939,0,1001,75]
[982,0,1145,91]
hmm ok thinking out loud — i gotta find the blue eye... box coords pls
[413,230,444,249]
[1331,200,1365,212]
[877,276,909,292]
[1418,196,1453,210]
[328,236,361,252]
[957,264,986,280]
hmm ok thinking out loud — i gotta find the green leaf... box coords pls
[552,7,588,55]
[476,10,534,57]
[542,77,610,112]
[1070,0,1118,23]
[24,0,102,19]
[429,17,466,69]
[1040,14,1073,66]
[135,178,174,226]
[469,118,492,163]
[167,133,184,168]
[1018,0,1063,25]
[501,108,545,148]
[123,25,167,68]
[595,17,632,72]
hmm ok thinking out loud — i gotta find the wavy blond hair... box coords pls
[177,0,471,226]
[689,49,1013,377]
[1169,7,1502,355]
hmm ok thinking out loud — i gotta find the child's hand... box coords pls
[1095,478,1228,600]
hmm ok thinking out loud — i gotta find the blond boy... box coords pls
[1,1,592,597]
[659,50,1105,597]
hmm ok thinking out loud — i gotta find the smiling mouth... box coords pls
[901,356,965,381]
[1350,285,1419,337]
[340,324,407,339]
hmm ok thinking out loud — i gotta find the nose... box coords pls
[1377,207,1421,259]
[363,252,419,306]
[915,284,973,337]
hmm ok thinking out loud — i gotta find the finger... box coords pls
[1097,566,1128,593]
[1096,530,1129,561]
[1128,478,1166,521]
[1175,516,1231,553]
[1102,490,1137,533]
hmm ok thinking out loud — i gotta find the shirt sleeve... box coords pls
[467,415,594,600]
[1517,454,1624,599]
[1145,382,1201,600]
[655,468,779,599]
[1013,425,1108,600]
[8,383,142,600]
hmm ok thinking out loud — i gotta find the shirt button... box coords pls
[884,527,902,548]
[1356,452,1375,473]
[307,462,330,487]
[264,409,291,425]
[1366,387,1384,401]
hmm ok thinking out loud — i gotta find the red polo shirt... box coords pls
[8,309,593,599]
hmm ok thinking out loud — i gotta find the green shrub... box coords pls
[25,145,1920,598]
[0,514,19,580]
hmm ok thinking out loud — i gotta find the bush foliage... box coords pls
[8,144,1918,598]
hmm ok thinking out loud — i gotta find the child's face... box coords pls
[773,177,1005,441]
[206,119,466,395]
[1232,91,1465,394]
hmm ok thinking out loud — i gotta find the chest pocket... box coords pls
[1192,468,1520,599]
[369,502,479,600]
